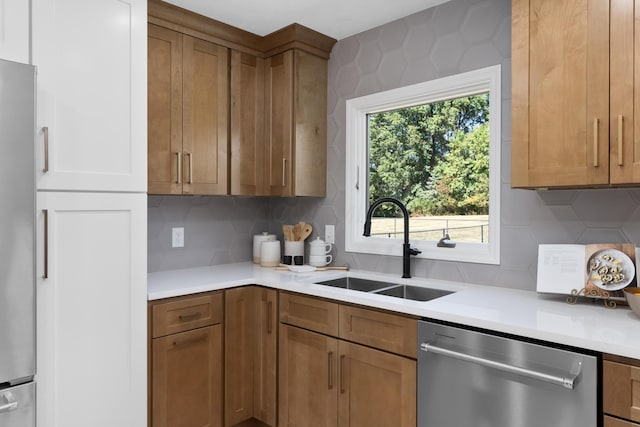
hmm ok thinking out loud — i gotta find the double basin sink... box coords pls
[313,277,453,302]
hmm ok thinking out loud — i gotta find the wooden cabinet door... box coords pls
[512,0,610,188]
[0,0,29,63]
[32,0,147,192]
[148,24,183,195]
[253,288,277,426]
[610,0,640,184]
[604,360,640,423]
[152,325,223,427]
[231,51,265,196]
[337,341,416,427]
[605,416,640,427]
[182,35,229,195]
[291,49,327,197]
[278,324,338,427]
[36,192,147,427]
[225,287,255,426]
[265,51,294,196]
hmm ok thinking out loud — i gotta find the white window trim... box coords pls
[345,65,501,265]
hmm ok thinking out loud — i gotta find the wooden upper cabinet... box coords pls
[265,49,328,197]
[512,0,610,188]
[230,51,266,196]
[147,1,336,197]
[182,35,229,195]
[610,0,640,184]
[148,24,183,195]
[148,24,229,195]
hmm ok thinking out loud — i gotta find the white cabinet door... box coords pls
[0,0,30,63]
[36,192,147,427]
[32,0,147,192]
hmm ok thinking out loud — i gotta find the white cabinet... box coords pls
[36,192,147,427]
[0,0,30,63]
[32,0,147,192]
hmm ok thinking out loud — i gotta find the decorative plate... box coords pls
[587,249,634,291]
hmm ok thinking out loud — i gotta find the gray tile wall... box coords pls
[149,0,640,291]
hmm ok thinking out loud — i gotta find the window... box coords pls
[345,65,501,264]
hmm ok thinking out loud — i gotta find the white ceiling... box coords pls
[163,0,451,40]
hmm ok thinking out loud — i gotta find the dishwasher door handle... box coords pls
[420,342,578,390]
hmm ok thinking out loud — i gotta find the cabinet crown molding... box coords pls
[148,0,337,59]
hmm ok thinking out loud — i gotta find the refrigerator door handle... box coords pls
[0,391,18,413]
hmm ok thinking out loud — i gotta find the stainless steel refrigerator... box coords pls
[0,58,36,426]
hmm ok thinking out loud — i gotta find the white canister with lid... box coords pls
[253,232,276,264]
[260,240,281,267]
[309,236,332,257]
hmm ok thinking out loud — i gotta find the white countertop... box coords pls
[148,262,640,359]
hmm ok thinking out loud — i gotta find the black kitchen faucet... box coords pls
[363,197,421,278]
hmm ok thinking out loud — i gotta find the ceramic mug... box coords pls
[260,240,281,267]
[309,254,332,267]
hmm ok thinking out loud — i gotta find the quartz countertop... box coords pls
[148,262,640,359]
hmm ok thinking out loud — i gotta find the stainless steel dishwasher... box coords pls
[418,321,599,427]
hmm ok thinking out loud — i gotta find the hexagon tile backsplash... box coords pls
[147,0,640,292]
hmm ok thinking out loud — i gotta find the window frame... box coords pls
[344,65,501,265]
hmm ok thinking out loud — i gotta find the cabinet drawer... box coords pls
[604,359,640,422]
[339,305,417,358]
[152,292,223,338]
[279,292,339,336]
[605,415,640,427]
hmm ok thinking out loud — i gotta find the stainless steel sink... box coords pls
[314,277,454,302]
[314,277,394,292]
[373,284,453,301]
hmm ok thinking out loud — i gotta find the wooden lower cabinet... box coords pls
[225,287,277,427]
[152,325,223,427]
[605,416,640,427]
[278,324,416,427]
[603,357,640,424]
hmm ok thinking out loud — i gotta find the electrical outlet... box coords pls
[325,225,335,244]
[172,227,184,248]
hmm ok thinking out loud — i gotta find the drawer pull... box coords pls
[0,391,18,413]
[43,127,49,173]
[176,152,182,184]
[178,312,201,321]
[618,115,624,166]
[340,354,346,394]
[186,152,193,184]
[282,158,286,187]
[173,333,207,347]
[328,352,334,389]
[593,118,599,167]
[267,301,273,335]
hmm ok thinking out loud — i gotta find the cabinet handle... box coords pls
[355,166,359,190]
[618,115,624,166]
[267,300,273,335]
[328,352,334,390]
[339,354,346,394]
[176,152,182,184]
[178,312,201,321]
[0,391,18,413]
[43,127,49,173]
[173,333,207,347]
[282,158,286,187]
[43,209,49,279]
[593,118,599,167]
[187,152,193,184]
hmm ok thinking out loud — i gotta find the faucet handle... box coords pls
[409,247,421,256]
